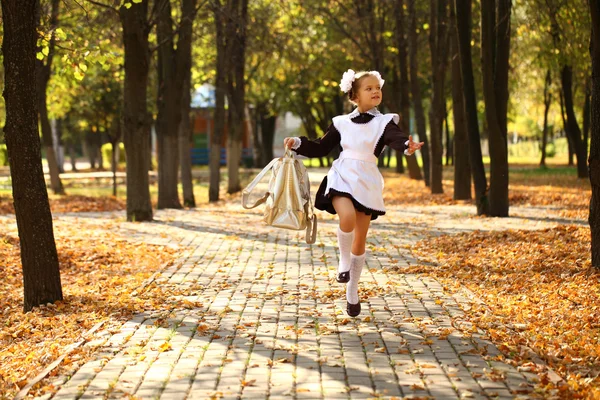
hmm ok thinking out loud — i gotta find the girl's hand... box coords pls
[406,135,424,155]
[283,137,295,149]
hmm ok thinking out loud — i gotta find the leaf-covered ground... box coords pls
[408,226,599,399]
[383,166,590,220]
[0,195,125,215]
[0,232,177,398]
[0,164,594,398]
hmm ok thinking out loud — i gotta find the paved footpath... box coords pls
[32,192,582,400]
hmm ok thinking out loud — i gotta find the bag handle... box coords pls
[242,157,279,209]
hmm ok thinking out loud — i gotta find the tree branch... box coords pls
[79,0,119,16]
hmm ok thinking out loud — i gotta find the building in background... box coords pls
[189,83,252,166]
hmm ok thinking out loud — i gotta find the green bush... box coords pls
[0,144,7,166]
[101,142,126,168]
[545,142,556,158]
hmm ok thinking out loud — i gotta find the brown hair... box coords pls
[347,71,377,104]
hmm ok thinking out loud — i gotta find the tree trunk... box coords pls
[540,69,552,167]
[584,77,591,158]
[120,1,153,221]
[454,0,488,214]
[54,119,65,173]
[69,144,78,172]
[428,0,450,194]
[156,0,195,209]
[111,141,118,196]
[559,89,574,165]
[180,68,196,207]
[589,0,600,268]
[445,108,452,165]
[250,103,263,167]
[561,65,588,178]
[260,112,276,166]
[226,0,249,194]
[409,0,430,186]
[451,7,471,200]
[210,0,226,202]
[481,0,510,217]
[395,0,422,179]
[2,0,63,312]
[36,0,64,195]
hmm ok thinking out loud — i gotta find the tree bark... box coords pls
[180,68,196,207]
[2,0,63,312]
[451,6,471,200]
[584,77,591,157]
[156,0,195,209]
[120,0,153,221]
[589,0,600,268]
[260,112,276,166]
[558,87,575,166]
[454,0,488,214]
[36,0,64,195]
[156,0,182,209]
[409,0,430,186]
[210,0,227,202]
[428,0,450,194]
[395,0,423,179]
[445,107,452,166]
[481,0,510,217]
[226,0,249,194]
[561,65,588,178]
[540,69,552,167]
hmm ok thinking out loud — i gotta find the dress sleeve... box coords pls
[292,124,341,158]
[383,119,410,153]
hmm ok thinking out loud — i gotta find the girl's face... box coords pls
[352,75,382,111]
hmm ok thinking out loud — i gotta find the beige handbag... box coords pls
[242,150,317,244]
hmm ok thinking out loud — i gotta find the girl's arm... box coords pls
[382,120,410,153]
[380,120,424,155]
[288,124,341,158]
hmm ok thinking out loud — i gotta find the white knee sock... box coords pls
[337,227,354,274]
[346,252,366,304]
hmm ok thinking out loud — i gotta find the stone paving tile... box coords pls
[34,196,573,400]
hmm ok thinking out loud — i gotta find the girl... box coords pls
[284,69,423,317]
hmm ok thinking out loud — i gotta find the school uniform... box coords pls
[292,107,410,220]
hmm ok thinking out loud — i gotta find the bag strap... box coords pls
[305,214,317,244]
[304,189,317,244]
[242,157,279,209]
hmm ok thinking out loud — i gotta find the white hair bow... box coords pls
[339,69,385,93]
[340,69,356,93]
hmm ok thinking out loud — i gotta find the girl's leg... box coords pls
[346,211,371,316]
[352,210,371,256]
[332,196,356,281]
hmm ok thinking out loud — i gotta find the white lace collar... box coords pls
[348,107,382,118]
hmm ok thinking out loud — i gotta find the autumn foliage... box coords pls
[0,232,177,398]
[0,165,595,398]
